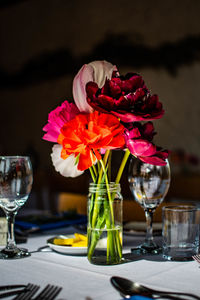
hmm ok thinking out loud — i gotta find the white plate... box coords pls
[47,235,87,255]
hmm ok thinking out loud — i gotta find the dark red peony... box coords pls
[86,73,164,123]
[124,122,169,166]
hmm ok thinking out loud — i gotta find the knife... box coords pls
[0,285,26,291]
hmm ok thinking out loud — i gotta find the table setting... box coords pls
[1,223,200,299]
[0,60,200,299]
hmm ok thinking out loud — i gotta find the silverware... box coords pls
[0,289,26,299]
[0,285,26,291]
[0,285,28,299]
[13,283,40,300]
[110,276,200,300]
[192,254,200,264]
[33,284,62,300]
[30,245,50,254]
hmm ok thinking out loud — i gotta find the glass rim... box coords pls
[0,156,31,159]
[162,205,198,212]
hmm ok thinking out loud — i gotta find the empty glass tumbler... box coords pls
[162,205,199,261]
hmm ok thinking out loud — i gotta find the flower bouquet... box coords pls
[43,60,169,264]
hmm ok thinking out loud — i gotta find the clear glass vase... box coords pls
[87,182,123,265]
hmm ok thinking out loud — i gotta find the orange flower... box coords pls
[58,111,125,171]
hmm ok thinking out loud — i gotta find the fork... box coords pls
[13,283,40,300]
[0,284,35,299]
[11,283,62,300]
[33,284,62,300]
[192,254,200,264]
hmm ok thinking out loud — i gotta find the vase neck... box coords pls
[89,182,121,193]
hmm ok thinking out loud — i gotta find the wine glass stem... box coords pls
[144,209,154,245]
[6,211,17,249]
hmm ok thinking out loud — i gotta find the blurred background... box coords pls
[0,0,200,216]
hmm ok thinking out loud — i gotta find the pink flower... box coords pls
[42,101,79,142]
[124,122,169,166]
[86,73,164,122]
[139,149,169,166]
[72,60,118,113]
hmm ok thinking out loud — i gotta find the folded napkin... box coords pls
[15,212,87,232]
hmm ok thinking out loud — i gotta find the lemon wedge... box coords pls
[53,233,87,247]
[53,238,74,246]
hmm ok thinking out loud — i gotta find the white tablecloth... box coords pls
[1,226,200,300]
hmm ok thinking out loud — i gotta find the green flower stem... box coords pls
[97,158,115,259]
[89,167,96,183]
[91,151,110,228]
[99,159,122,261]
[104,199,115,260]
[87,210,106,260]
[115,229,122,260]
[92,164,97,180]
[99,159,115,227]
[102,150,110,178]
[87,225,101,261]
[108,150,112,181]
[115,149,131,184]
[88,167,97,226]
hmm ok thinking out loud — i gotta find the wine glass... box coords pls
[128,157,170,254]
[0,156,33,259]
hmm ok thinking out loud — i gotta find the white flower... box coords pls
[51,144,84,178]
[72,60,117,113]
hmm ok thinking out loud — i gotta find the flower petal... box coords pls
[139,149,169,166]
[58,111,125,171]
[139,155,167,166]
[51,144,83,177]
[127,139,157,157]
[72,64,94,113]
[73,60,117,113]
[142,121,155,140]
[43,101,79,142]
[78,148,98,171]
[86,71,164,123]
[89,60,118,88]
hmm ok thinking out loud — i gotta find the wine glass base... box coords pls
[0,247,31,259]
[131,244,162,255]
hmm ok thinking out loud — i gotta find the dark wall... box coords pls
[1,0,200,205]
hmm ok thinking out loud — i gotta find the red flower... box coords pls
[58,111,125,171]
[86,73,164,122]
[124,122,169,166]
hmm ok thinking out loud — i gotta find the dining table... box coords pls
[1,222,200,300]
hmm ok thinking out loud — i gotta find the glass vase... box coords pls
[87,182,123,265]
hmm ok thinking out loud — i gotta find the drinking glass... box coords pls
[162,205,199,261]
[0,156,33,259]
[128,157,170,254]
